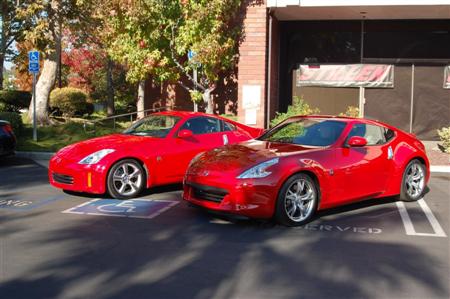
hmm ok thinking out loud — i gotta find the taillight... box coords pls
[2,124,13,135]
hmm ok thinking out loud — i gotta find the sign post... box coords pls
[188,50,198,112]
[28,51,40,141]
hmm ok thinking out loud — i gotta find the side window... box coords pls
[384,128,395,142]
[180,117,221,135]
[222,121,236,132]
[347,124,386,145]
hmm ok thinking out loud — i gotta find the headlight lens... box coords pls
[237,158,279,179]
[78,149,115,165]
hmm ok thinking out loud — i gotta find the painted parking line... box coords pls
[62,198,179,219]
[0,195,65,211]
[396,198,447,238]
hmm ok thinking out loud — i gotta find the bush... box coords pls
[270,96,320,127]
[0,90,32,112]
[0,112,24,134]
[339,106,360,118]
[50,87,91,117]
[437,127,450,154]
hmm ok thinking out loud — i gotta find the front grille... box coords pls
[52,173,74,185]
[189,183,228,203]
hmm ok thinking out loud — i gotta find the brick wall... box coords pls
[237,0,268,128]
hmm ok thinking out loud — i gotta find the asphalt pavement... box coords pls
[0,156,449,299]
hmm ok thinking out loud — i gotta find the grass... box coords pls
[17,117,131,152]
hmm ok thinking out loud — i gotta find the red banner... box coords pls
[296,64,394,88]
[444,66,450,89]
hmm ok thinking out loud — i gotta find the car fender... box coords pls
[104,154,156,189]
[384,140,429,196]
[274,156,331,211]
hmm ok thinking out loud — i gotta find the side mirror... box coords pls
[347,136,367,147]
[178,129,193,138]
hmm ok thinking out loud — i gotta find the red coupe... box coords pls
[49,111,263,199]
[183,116,430,226]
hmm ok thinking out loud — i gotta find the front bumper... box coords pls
[48,156,108,194]
[183,172,279,219]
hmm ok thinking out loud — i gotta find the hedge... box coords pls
[0,90,32,112]
[0,112,23,134]
[50,87,92,117]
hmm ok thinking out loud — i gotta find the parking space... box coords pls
[0,156,449,299]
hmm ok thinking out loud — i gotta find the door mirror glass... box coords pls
[178,129,194,138]
[347,136,367,147]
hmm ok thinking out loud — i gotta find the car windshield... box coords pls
[123,115,181,138]
[259,118,347,146]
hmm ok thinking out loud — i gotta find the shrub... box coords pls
[50,87,90,117]
[270,96,320,127]
[339,106,360,118]
[0,112,24,134]
[437,127,450,154]
[0,90,32,112]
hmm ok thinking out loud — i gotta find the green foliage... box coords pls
[437,127,450,154]
[50,87,91,117]
[189,90,203,103]
[0,90,32,112]
[270,96,320,127]
[339,106,360,118]
[101,0,241,98]
[0,112,24,134]
[16,120,129,152]
[220,114,238,121]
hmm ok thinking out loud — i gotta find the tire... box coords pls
[107,159,146,199]
[275,173,319,227]
[399,159,426,202]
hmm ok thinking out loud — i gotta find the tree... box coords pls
[101,0,241,114]
[18,0,93,124]
[0,0,28,90]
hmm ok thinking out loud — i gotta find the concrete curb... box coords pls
[15,151,55,160]
[430,166,450,173]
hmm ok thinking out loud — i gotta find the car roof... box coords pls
[289,115,392,127]
[152,110,219,118]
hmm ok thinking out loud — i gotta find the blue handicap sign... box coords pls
[63,198,179,219]
[28,51,40,73]
[28,51,39,62]
[187,50,196,61]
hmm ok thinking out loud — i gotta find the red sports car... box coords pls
[183,115,430,226]
[49,111,263,199]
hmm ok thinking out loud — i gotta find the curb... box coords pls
[430,165,450,173]
[15,151,55,160]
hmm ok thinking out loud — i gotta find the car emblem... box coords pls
[201,170,210,177]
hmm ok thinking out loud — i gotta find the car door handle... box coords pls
[387,146,393,160]
[223,134,229,145]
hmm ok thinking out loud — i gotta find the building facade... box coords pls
[237,0,450,139]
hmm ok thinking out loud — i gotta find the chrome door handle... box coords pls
[387,146,393,160]
[223,134,229,145]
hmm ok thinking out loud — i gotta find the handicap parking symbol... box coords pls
[62,198,179,219]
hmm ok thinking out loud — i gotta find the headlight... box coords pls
[237,158,279,179]
[78,149,115,165]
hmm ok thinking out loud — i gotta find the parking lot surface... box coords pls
[1,157,449,299]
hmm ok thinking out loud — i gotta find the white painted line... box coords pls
[430,165,450,173]
[396,198,447,238]
[417,198,447,237]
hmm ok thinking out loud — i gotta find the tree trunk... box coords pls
[0,54,4,90]
[28,54,58,124]
[137,80,145,119]
[203,85,216,114]
[106,57,115,116]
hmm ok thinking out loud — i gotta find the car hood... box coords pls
[190,139,322,175]
[55,134,159,161]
